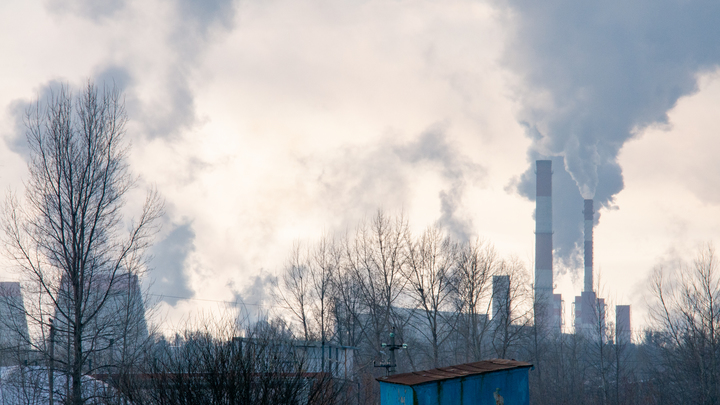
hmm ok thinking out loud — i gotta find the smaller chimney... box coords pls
[616,305,632,345]
[583,199,594,293]
[492,275,510,323]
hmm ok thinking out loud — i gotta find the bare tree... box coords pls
[308,235,342,371]
[339,211,409,404]
[612,310,636,405]
[452,239,496,362]
[275,213,411,405]
[489,256,532,359]
[343,211,409,357]
[119,314,343,405]
[276,236,342,366]
[403,226,457,368]
[275,243,312,341]
[333,253,364,349]
[648,244,720,404]
[584,286,612,405]
[1,82,163,405]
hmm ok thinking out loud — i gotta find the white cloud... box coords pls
[2,0,719,334]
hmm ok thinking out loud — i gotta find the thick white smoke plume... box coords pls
[505,0,720,267]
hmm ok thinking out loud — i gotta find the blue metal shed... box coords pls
[377,359,532,405]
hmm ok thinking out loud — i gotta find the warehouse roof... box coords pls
[376,359,532,386]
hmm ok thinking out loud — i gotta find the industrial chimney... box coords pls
[583,199,594,292]
[492,275,510,323]
[575,199,599,332]
[535,160,557,330]
[616,305,632,345]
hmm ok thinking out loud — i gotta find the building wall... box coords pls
[236,338,356,380]
[380,384,415,405]
[553,294,563,329]
[0,282,30,366]
[53,273,148,370]
[616,305,631,345]
[492,276,510,323]
[295,341,355,380]
[379,367,530,405]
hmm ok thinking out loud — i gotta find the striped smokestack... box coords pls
[583,199,594,292]
[535,160,553,317]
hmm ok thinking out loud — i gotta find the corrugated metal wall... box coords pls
[379,367,530,405]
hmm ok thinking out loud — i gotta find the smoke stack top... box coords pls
[584,199,594,221]
[536,160,552,197]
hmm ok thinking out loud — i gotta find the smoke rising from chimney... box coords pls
[504,0,720,265]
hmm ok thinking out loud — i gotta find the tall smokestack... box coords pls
[583,199,594,292]
[535,160,553,324]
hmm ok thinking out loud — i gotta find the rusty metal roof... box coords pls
[376,359,532,386]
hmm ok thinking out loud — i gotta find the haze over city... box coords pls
[2,0,720,333]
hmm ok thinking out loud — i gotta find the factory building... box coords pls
[0,282,30,366]
[492,275,510,323]
[52,272,148,371]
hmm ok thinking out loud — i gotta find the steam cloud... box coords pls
[45,0,127,20]
[311,124,483,242]
[504,0,720,267]
[16,0,240,303]
[147,220,197,306]
[231,273,277,325]
[395,124,484,243]
[43,0,238,142]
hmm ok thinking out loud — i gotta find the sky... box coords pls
[1,0,720,334]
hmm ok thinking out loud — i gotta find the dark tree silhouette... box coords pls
[2,82,163,405]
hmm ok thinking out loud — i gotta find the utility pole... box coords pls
[374,327,407,376]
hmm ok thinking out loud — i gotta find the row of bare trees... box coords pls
[275,212,720,405]
[527,300,641,405]
[0,310,345,405]
[272,211,533,402]
[488,244,720,405]
[105,316,343,405]
[643,245,720,405]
